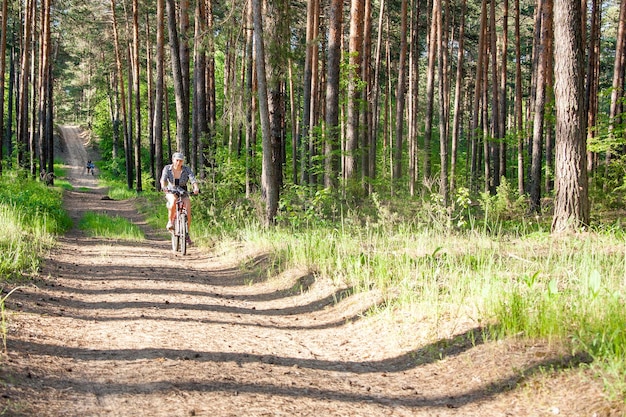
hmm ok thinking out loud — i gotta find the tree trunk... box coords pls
[244,0,254,197]
[361,0,373,190]
[470,0,487,192]
[423,0,438,180]
[132,0,142,192]
[300,0,317,185]
[265,0,289,202]
[370,0,385,194]
[192,0,208,174]
[515,0,524,195]
[437,0,449,204]
[179,0,191,157]
[551,0,589,232]
[408,0,420,197]
[499,0,509,182]
[252,0,276,224]
[489,0,500,193]
[17,0,33,167]
[110,0,132,190]
[585,0,600,173]
[325,0,342,189]
[37,0,52,177]
[345,0,364,181]
[154,0,165,190]
[205,0,217,176]
[530,0,550,213]
[146,14,155,187]
[392,0,408,185]
[166,0,190,155]
[609,0,626,148]
[0,0,8,175]
[450,0,466,195]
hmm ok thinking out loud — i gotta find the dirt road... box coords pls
[0,126,621,416]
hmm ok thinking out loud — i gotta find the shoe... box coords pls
[166,221,173,231]
[186,236,193,246]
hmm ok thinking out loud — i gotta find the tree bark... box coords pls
[345,0,364,181]
[423,0,438,180]
[37,0,52,177]
[530,0,550,213]
[300,0,317,185]
[551,0,589,232]
[585,0,600,173]
[132,0,142,192]
[515,0,524,195]
[251,0,276,224]
[470,0,487,192]
[499,0,509,182]
[325,0,343,189]
[154,0,165,190]
[166,0,190,155]
[408,0,420,197]
[370,0,385,194]
[146,13,155,187]
[450,0,466,195]
[392,0,408,185]
[17,0,33,167]
[489,0,500,193]
[110,0,132,189]
[609,0,626,148]
[437,0,449,204]
[0,0,8,175]
[192,0,208,174]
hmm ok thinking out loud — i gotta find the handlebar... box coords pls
[165,186,199,196]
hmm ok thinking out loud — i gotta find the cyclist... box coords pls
[86,160,95,174]
[160,152,199,244]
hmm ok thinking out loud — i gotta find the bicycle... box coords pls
[168,186,192,255]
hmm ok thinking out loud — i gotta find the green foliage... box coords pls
[277,185,343,228]
[0,172,71,279]
[0,172,72,235]
[78,212,144,240]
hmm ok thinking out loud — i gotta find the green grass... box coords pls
[78,212,144,240]
[0,171,72,278]
[93,175,626,400]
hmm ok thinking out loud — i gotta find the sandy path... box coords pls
[0,126,621,416]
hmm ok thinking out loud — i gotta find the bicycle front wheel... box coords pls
[171,213,182,253]
[171,223,179,252]
[179,213,187,255]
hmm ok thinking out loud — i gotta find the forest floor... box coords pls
[0,126,624,416]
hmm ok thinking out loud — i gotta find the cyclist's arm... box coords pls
[187,168,200,193]
[160,166,171,192]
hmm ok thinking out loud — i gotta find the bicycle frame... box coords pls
[169,187,189,255]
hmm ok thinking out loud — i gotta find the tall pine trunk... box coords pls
[132,0,142,192]
[325,0,342,189]
[551,0,588,232]
[0,0,8,175]
[392,0,408,186]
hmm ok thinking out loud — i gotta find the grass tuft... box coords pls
[78,212,144,240]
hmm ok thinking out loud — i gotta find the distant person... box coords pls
[160,152,199,243]
[86,160,95,174]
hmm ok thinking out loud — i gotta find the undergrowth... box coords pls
[7,165,626,402]
[0,171,72,279]
[78,212,144,240]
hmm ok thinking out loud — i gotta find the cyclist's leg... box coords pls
[183,196,192,229]
[183,196,193,244]
[165,194,177,229]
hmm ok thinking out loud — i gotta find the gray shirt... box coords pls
[160,164,197,190]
